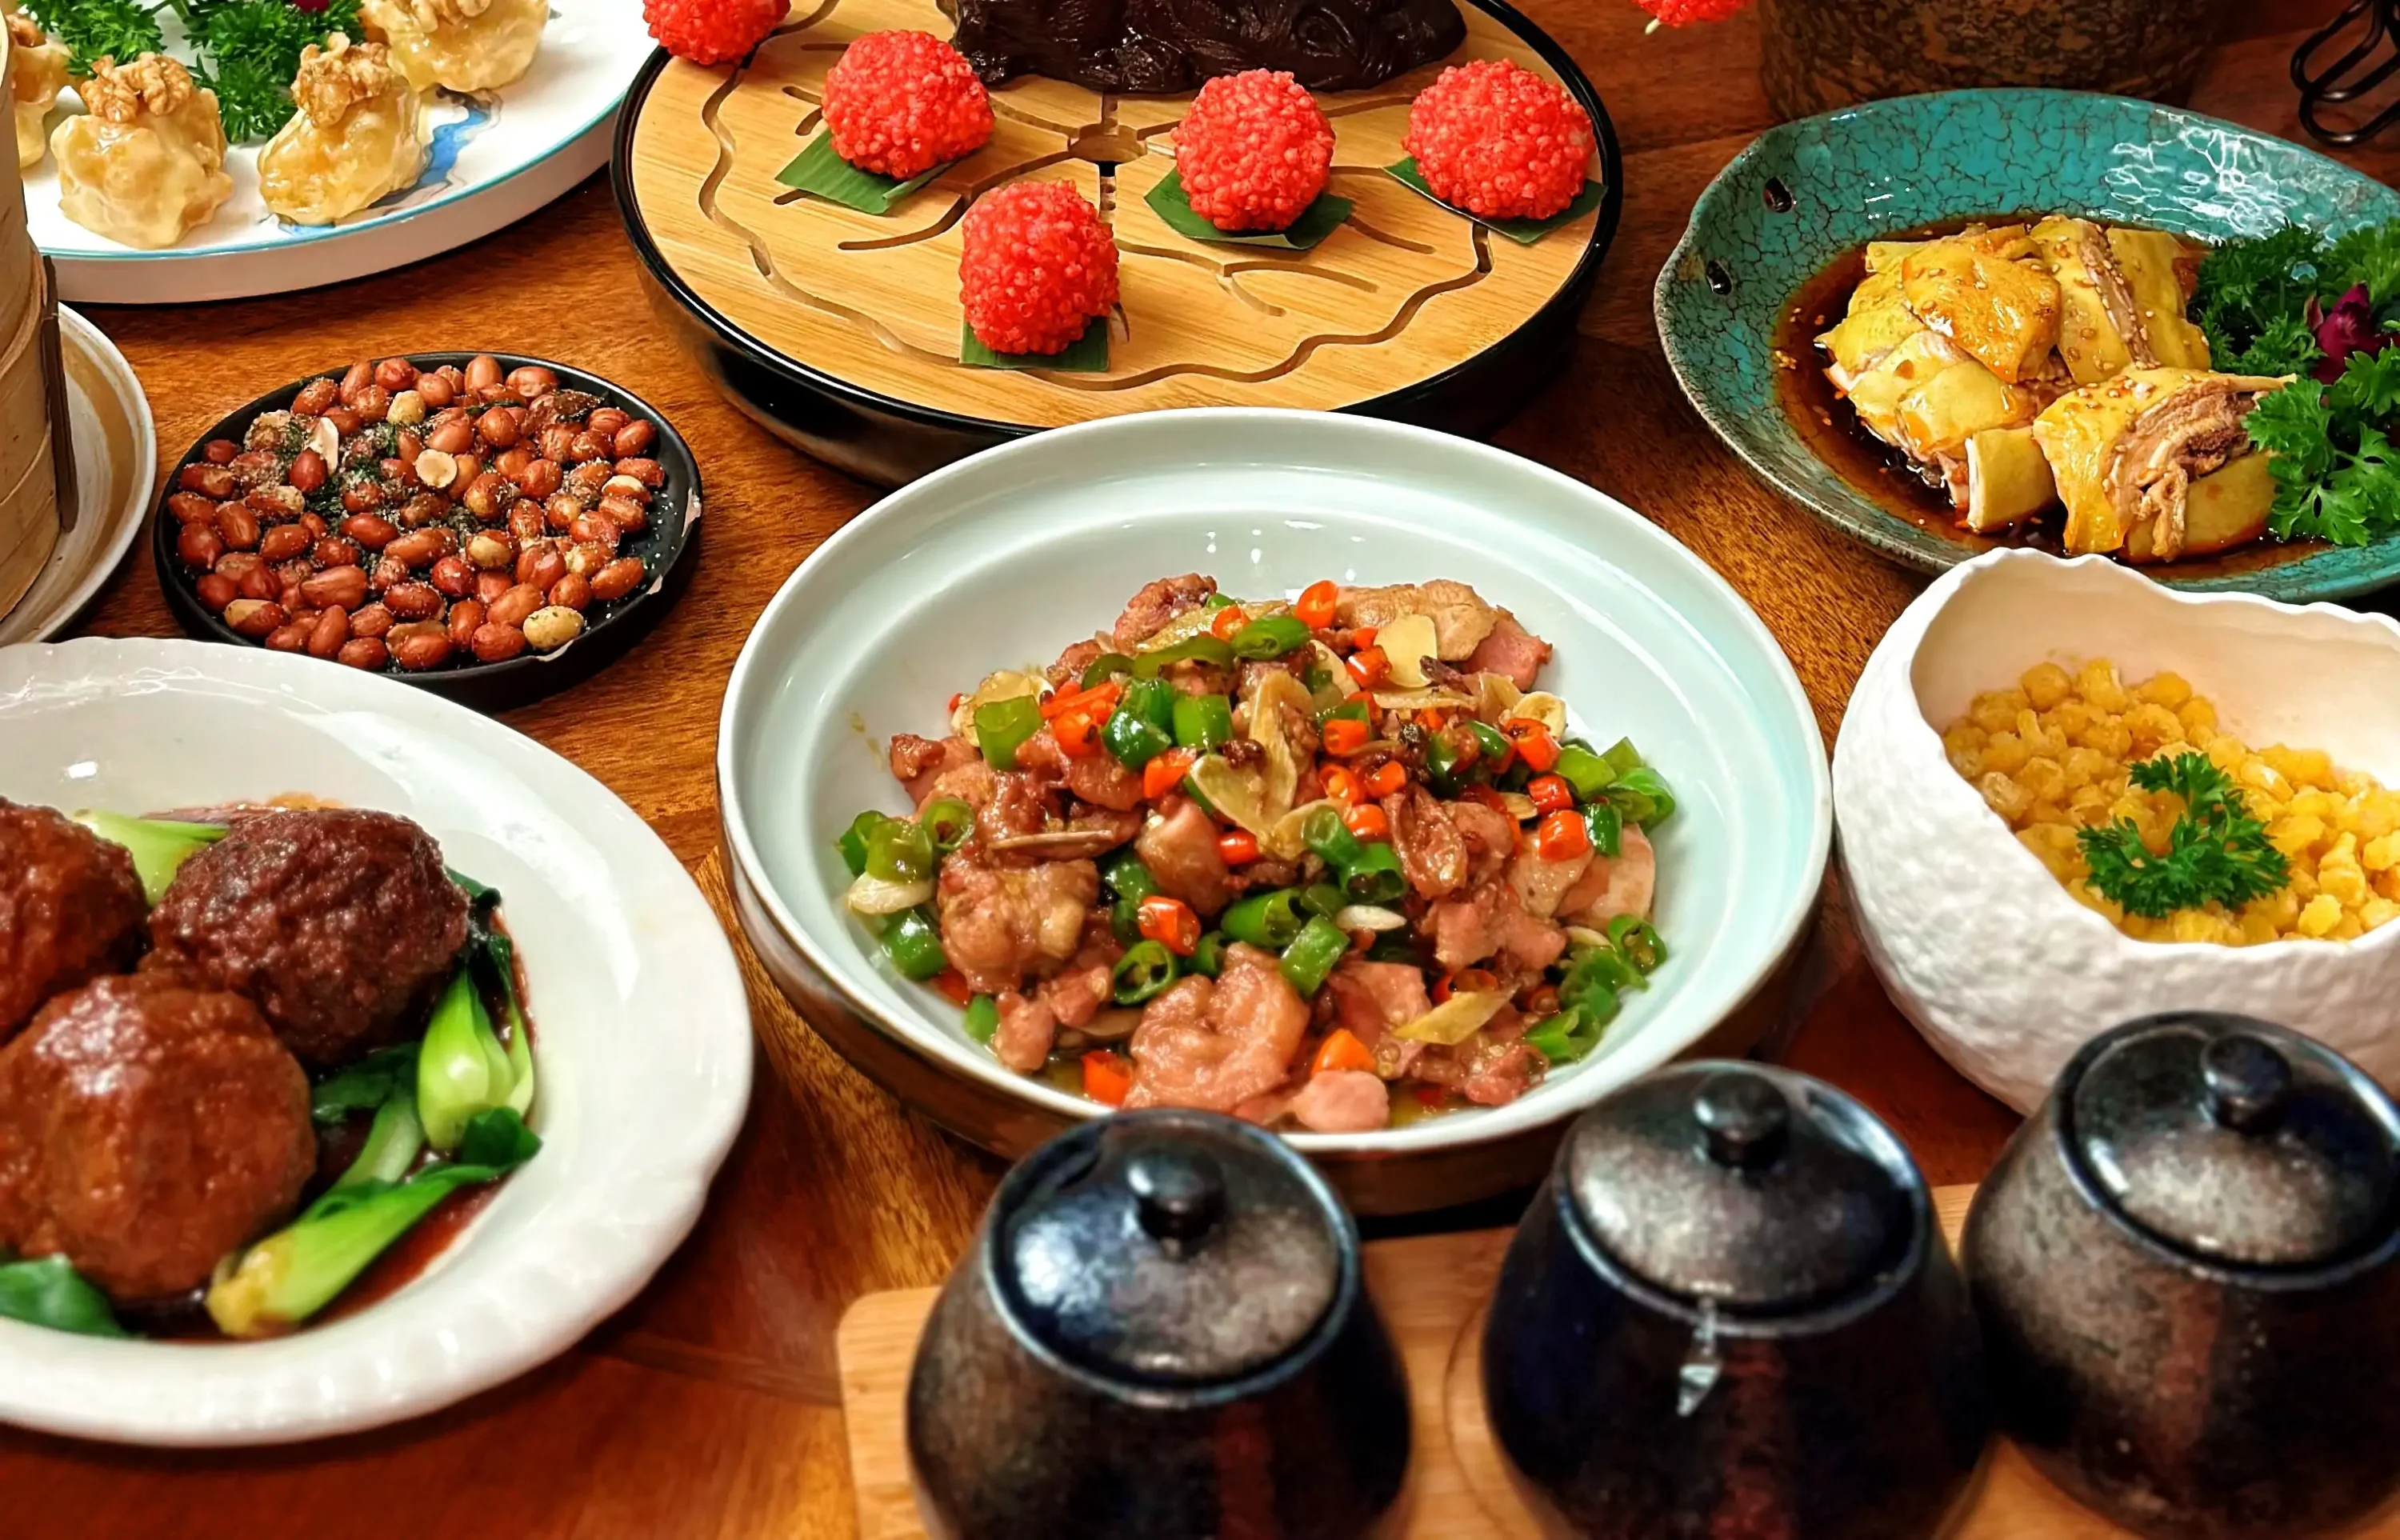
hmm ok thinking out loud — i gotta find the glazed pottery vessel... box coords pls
[1655,90,2400,600]
[906,1110,1410,1538]
[1836,549,2400,1113]
[1759,0,2232,118]
[1965,1011,2400,1539]
[1483,1062,1989,1538]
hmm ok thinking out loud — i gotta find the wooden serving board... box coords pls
[623,0,1602,430]
[834,1185,2400,1538]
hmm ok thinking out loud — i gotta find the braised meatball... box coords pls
[0,798,148,1042]
[146,809,468,1068]
[0,974,314,1301]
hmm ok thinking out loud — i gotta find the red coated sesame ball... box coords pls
[643,0,788,66]
[1172,69,1334,233]
[959,182,1120,357]
[1402,58,1594,222]
[822,30,994,179]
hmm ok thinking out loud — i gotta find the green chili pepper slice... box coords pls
[1581,800,1622,859]
[880,907,949,981]
[1302,664,1334,694]
[1554,742,1617,802]
[1111,940,1180,1006]
[1204,594,1238,610]
[1341,842,1406,906]
[1302,805,1364,869]
[1279,915,1349,998]
[1526,1006,1607,1065]
[1606,767,1677,827]
[1230,614,1310,660]
[1102,851,1159,902]
[1174,693,1234,750]
[1316,698,1371,728]
[963,994,1000,1045]
[1079,652,1137,688]
[1561,946,1642,1011]
[836,810,889,878]
[1102,703,1174,771]
[974,694,1045,771]
[1466,721,1511,765]
[1602,738,1644,775]
[1608,916,1667,973]
[1132,636,1236,677]
[1365,934,1418,966]
[1423,729,1465,794]
[919,798,974,855]
[1300,883,1345,920]
[1190,931,1226,978]
[1222,888,1308,950]
[866,818,935,884]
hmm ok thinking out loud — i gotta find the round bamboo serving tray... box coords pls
[613,0,1620,484]
[0,36,58,625]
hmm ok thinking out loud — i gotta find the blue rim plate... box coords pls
[1654,89,2400,603]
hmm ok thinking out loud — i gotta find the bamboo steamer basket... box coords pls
[0,26,62,626]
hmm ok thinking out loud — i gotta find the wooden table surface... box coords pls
[3,4,2387,1534]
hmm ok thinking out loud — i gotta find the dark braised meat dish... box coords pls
[146,809,470,1069]
[0,975,314,1302]
[0,802,539,1341]
[947,0,1466,94]
[0,801,147,1042]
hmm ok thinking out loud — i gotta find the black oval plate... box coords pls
[153,352,703,714]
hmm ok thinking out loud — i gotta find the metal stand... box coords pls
[2295,0,2400,146]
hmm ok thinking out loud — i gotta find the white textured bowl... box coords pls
[1835,550,2400,1114]
[718,408,1830,1206]
[0,638,752,1445]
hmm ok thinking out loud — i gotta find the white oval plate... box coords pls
[0,306,154,643]
[28,0,648,305]
[718,408,1830,1162]
[0,637,752,1446]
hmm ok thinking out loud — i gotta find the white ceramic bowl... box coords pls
[718,408,1830,1210]
[0,638,752,1445]
[1835,550,2400,1114]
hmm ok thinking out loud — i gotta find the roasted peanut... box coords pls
[384,527,452,570]
[307,607,350,659]
[470,622,527,662]
[312,536,359,569]
[415,373,455,410]
[601,474,651,503]
[425,418,474,456]
[474,570,513,604]
[300,565,370,611]
[216,506,261,550]
[518,458,562,500]
[397,492,449,530]
[521,546,567,594]
[265,622,311,654]
[563,542,611,578]
[568,432,610,464]
[522,606,585,653]
[447,599,486,650]
[384,582,442,620]
[598,496,648,534]
[259,525,311,562]
[390,623,454,671]
[203,438,240,465]
[293,378,339,416]
[342,514,399,550]
[549,573,591,611]
[462,471,513,520]
[465,354,504,392]
[430,555,476,598]
[340,481,386,513]
[375,357,419,393]
[301,512,331,538]
[350,602,394,638]
[566,461,612,498]
[180,462,237,498]
[589,558,646,603]
[168,491,217,524]
[545,492,582,531]
[337,637,390,670]
[451,453,484,490]
[388,391,426,430]
[477,408,521,450]
[538,425,578,462]
[223,599,286,638]
[247,484,305,516]
[178,525,224,570]
[239,565,281,602]
[339,360,374,404]
[509,506,547,546]
[506,365,558,398]
[614,457,666,489]
[486,583,544,630]
[612,420,656,458]
[466,531,515,570]
[494,446,533,480]
[586,406,630,440]
[567,514,622,552]
[214,550,263,580]
[354,385,393,425]
[322,406,362,438]
[196,574,238,611]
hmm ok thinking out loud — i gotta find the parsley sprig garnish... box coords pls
[19,0,362,142]
[2194,223,2328,378]
[2077,753,2290,920]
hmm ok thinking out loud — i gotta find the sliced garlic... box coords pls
[1377,613,1441,689]
[307,415,340,464]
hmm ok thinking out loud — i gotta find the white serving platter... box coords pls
[26,0,650,304]
[0,306,153,643]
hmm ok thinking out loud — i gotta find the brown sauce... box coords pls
[1772,216,2323,579]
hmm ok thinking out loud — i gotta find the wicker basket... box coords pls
[0,22,65,625]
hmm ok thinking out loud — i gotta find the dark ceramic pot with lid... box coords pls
[906,1109,1410,1538]
[1482,1060,1989,1538]
[1964,1011,2400,1539]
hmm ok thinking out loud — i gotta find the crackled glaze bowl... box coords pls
[1834,550,2400,1113]
[1656,90,2400,602]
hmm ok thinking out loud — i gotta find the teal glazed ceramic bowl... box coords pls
[1655,89,2400,602]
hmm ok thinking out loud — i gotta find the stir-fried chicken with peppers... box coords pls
[838,575,1674,1131]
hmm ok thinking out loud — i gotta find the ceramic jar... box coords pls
[1966,1011,2400,1539]
[1759,0,2234,119]
[1483,1062,1989,1538]
[906,1108,1410,1538]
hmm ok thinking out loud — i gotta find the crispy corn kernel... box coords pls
[1945,659,2400,947]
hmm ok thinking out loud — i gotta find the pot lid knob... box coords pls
[1564,1062,1918,1313]
[996,1111,1347,1386]
[2068,1013,2400,1268]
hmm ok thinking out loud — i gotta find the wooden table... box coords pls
[3,6,2387,1534]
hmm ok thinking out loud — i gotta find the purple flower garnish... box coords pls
[2315,283,2396,382]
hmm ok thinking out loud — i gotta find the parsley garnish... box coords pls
[2077,753,2290,919]
[2194,224,2325,373]
[19,0,362,142]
